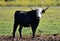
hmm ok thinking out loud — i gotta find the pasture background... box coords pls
[0,6,60,36]
[0,0,60,6]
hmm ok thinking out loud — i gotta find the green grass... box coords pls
[0,6,60,36]
[0,0,60,6]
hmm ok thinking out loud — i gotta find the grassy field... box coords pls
[0,0,60,6]
[0,6,60,36]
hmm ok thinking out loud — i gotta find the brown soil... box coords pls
[0,34,60,41]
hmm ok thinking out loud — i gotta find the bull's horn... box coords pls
[44,6,49,10]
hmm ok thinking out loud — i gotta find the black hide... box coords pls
[13,10,40,38]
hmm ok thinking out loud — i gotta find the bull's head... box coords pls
[37,6,49,18]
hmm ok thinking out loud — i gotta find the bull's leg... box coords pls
[31,26,37,38]
[13,23,18,38]
[19,25,22,38]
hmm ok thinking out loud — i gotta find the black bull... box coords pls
[13,7,49,38]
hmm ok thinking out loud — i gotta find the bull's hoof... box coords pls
[31,36,35,39]
[31,37,35,40]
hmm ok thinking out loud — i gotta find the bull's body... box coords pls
[12,7,49,38]
[13,10,39,38]
[15,10,39,27]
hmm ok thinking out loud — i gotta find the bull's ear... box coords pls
[42,10,45,13]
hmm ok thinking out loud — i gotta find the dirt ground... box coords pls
[0,34,60,41]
